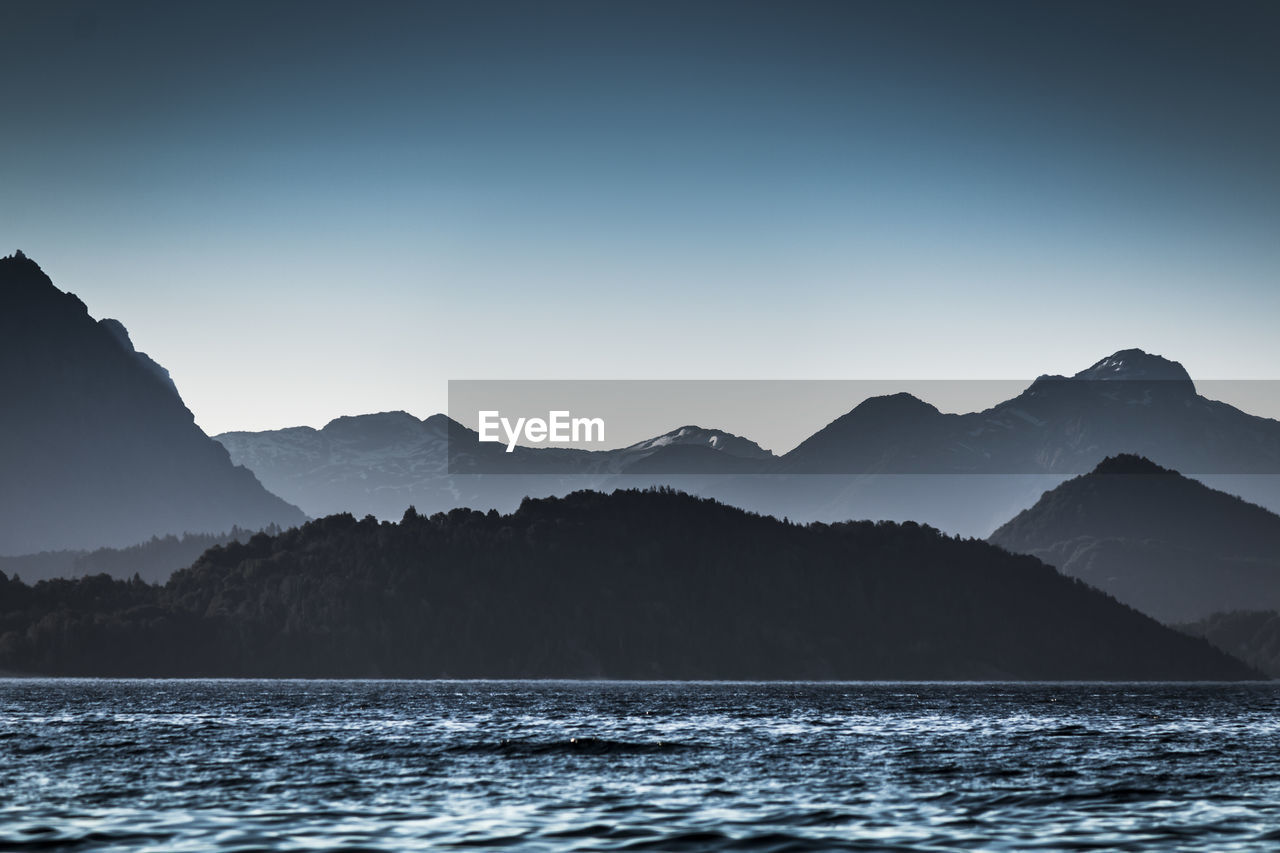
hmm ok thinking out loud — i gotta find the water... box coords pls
[1,681,1278,851]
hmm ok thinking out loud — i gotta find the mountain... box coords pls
[619,425,774,461]
[988,455,1280,623]
[213,348,1280,536]
[1071,348,1197,385]
[782,349,1278,476]
[593,426,775,476]
[782,393,948,474]
[1176,611,1280,678]
[0,488,1256,680]
[0,252,306,554]
[214,412,453,519]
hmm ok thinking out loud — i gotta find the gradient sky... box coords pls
[3,0,1279,435]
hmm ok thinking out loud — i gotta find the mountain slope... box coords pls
[0,252,306,553]
[0,488,1255,679]
[989,455,1280,623]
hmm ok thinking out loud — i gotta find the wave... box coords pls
[450,736,696,756]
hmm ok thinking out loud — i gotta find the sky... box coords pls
[2,0,1279,436]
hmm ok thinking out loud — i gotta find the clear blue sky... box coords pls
[3,0,1278,435]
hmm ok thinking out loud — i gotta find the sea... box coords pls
[1,680,1278,851]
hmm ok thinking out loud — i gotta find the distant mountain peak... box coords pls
[850,392,940,417]
[422,413,465,430]
[422,413,473,441]
[624,424,774,460]
[1091,454,1176,476]
[322,410,422,430]
[1073,349,1194,388]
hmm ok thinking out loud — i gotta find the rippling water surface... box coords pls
[2,680,1279,851]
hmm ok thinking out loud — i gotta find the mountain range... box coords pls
[7,248,1279,601]
[215,349,1280,536]
[0,252,306,554]
[3,252,1276,679]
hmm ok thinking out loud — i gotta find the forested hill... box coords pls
[0,489,1257,680]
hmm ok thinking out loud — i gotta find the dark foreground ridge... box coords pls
[0,489,1258,679]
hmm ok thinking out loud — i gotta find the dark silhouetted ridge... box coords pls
[1091,454,1176,476]
[0,253,306,553]
[0,488,1255,679]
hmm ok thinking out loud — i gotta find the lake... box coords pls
[1,680,1278,850]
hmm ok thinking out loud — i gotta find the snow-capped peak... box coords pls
[622,425,774,460]
[1072,349,1194,388]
